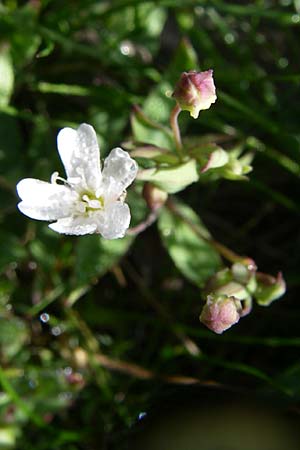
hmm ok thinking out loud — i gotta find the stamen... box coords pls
[82,194,104,210]
[51,172,69,185]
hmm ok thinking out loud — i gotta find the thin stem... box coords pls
[94,353,219,386]
[170,104,183,157]
[127,211,158,235]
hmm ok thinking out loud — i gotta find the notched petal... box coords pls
[57,123,101,191]
[97,202,130,239]
[16,178,78,221]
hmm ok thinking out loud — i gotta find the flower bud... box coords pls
[231,261,256,285]
[143,182,168,211]
[254,272,286,306]
[200,295,242,334]
[200,147,229,173]
[204,262,256,299]
[214,281,251,301]
[173,70,217,119]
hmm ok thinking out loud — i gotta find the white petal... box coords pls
[57,123,101,191]
[16,178,78,221]
[102,148,138,199]
[96,201,130,239]
[49,216,97,235]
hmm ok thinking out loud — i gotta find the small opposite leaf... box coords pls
[158,201,221,287]
[131,105,173,149]
[137,159,199,194]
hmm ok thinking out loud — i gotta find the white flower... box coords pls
[16,123,138,239]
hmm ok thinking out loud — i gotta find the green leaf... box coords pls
[158,201,221,287]
[74,235,134,286]
[0,46,14,107]
[143,81,173,125]
[131,105,174,150]
[167,37,199,83]
[36,40,55,58]
[138,159,199,194]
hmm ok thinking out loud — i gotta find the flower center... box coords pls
[79,192,104,213]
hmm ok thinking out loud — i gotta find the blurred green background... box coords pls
[1,1,300,448]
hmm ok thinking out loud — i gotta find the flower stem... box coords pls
[127,211,158,235]
[170,104,183,157]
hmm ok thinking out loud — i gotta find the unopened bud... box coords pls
[214,281,251,301]
[173,70,217,119]
[205,264,256,300]
[222,158,253,180]
[254,272,286,306]
[143,182,168,211]
[200,294,242,334]
[200,147,229,173]
[231,262,257,294]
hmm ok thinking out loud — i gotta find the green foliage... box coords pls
[138,159,199,193]
[0,46,14,107]
[158,201,221,287]
[131,104,174,149]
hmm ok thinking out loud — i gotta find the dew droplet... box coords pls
[40,313,50,323]
[51,325,62,336]
[28,379,37,389]
[28,261,37,270]
[59,391,72,402]
[120,40,134,56]
[278,57,289,69]
[224,33,235,45]
[138,412,147,420]
[163,228,171,237]
[291,14,300,23]
[63,366,73,376]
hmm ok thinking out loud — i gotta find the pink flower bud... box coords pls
[200,295,242,334]
[173,70,217,119]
